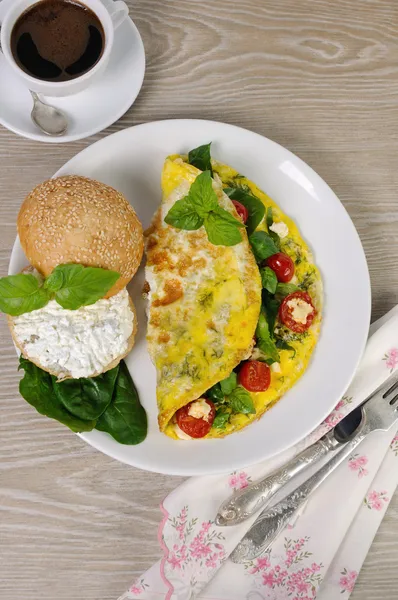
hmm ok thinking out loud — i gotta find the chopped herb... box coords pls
[198,291,214,309]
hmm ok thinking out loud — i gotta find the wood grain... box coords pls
[1,0,398,597]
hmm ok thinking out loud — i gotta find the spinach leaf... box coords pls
[275,282,300,301]
[47,264,120,310]
[188,143,213,175]
[249,231,279,263]
[164,196,204,230]
[255,312,280,363]
[0,273,51,316]
[276,339,296,358]
[96,361,147,445]
[229,386,256,415]
[266,207,281,249]
[260,266,278,294]
[224,187,265,235]
[220,371,238,396]
[262,290,281,335]
[212,408,230,429]
[206,382,225,404]
[18,357,95,433]
[53,366,119,421]
[204,210,243,246]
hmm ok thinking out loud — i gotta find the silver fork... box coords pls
[230,375,398,563]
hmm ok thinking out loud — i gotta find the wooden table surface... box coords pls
[1,0,398,598]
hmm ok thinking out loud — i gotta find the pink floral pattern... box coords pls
[348,454,369,478]
[322,396,353,430]
[228,471,251,490]
[390,433,398,456]
[339,568,358,593]
[383,348,398,372]
[245,537,323,599]
[168,507,225,572]
[364,489,389,510]
[128,578,148,594]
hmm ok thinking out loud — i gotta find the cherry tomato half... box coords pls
[232,200,249,224]
[279,291,316,333]
[175,399,216,438]
[238,360,271,392]
[266,252,295,283]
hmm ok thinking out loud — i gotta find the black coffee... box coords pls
[11,0,105,82]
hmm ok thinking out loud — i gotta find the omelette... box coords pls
[145,146,322,440]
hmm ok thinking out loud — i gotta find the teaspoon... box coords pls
[30,91,68,137]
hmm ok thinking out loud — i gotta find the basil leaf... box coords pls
[262,290,281,335]
[165,196,204,230]
[18,357,95,433]
[53,366,119,420]
[255,311,280,362]
[96,361,148,445]
[275,282,300,301]
[188,142,213,175]
[260,266,278,294]
[220,371,238,396]
[249,231,279,262]
[51,264,120,310]
[266,207,280,249]
[224,187,265,235]
[212,408,230,429]
[44,269,64,293]
[206,382,225,404]
[204,211,242,246]
[229,386,256,415]
[0,274,51,316]
[189,171,218,217]
[213,206,245,227]
[276,339,296,358]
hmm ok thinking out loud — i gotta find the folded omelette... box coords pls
[145,149,322,440]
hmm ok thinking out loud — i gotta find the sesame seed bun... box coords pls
[17,175,144,298]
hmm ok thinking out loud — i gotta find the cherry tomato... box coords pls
[279,291,316,333]
[266,252,295,283]
[232,200,249,224]
[175,399,216,438]
[238,360,271,392]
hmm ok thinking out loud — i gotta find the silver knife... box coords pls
[229,375,398,563]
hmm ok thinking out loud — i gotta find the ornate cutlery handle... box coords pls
[216,430,341,526]
[230,427,368,563]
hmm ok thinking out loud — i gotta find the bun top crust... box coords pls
[17,175,144,297]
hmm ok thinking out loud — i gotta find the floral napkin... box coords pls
[119,306,398,600]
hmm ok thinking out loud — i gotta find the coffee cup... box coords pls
[0,0,129,97]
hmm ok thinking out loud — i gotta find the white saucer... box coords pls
[0,17,145,143]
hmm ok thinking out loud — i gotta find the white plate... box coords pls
[9,120,371,475]
[0,17,145,143]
